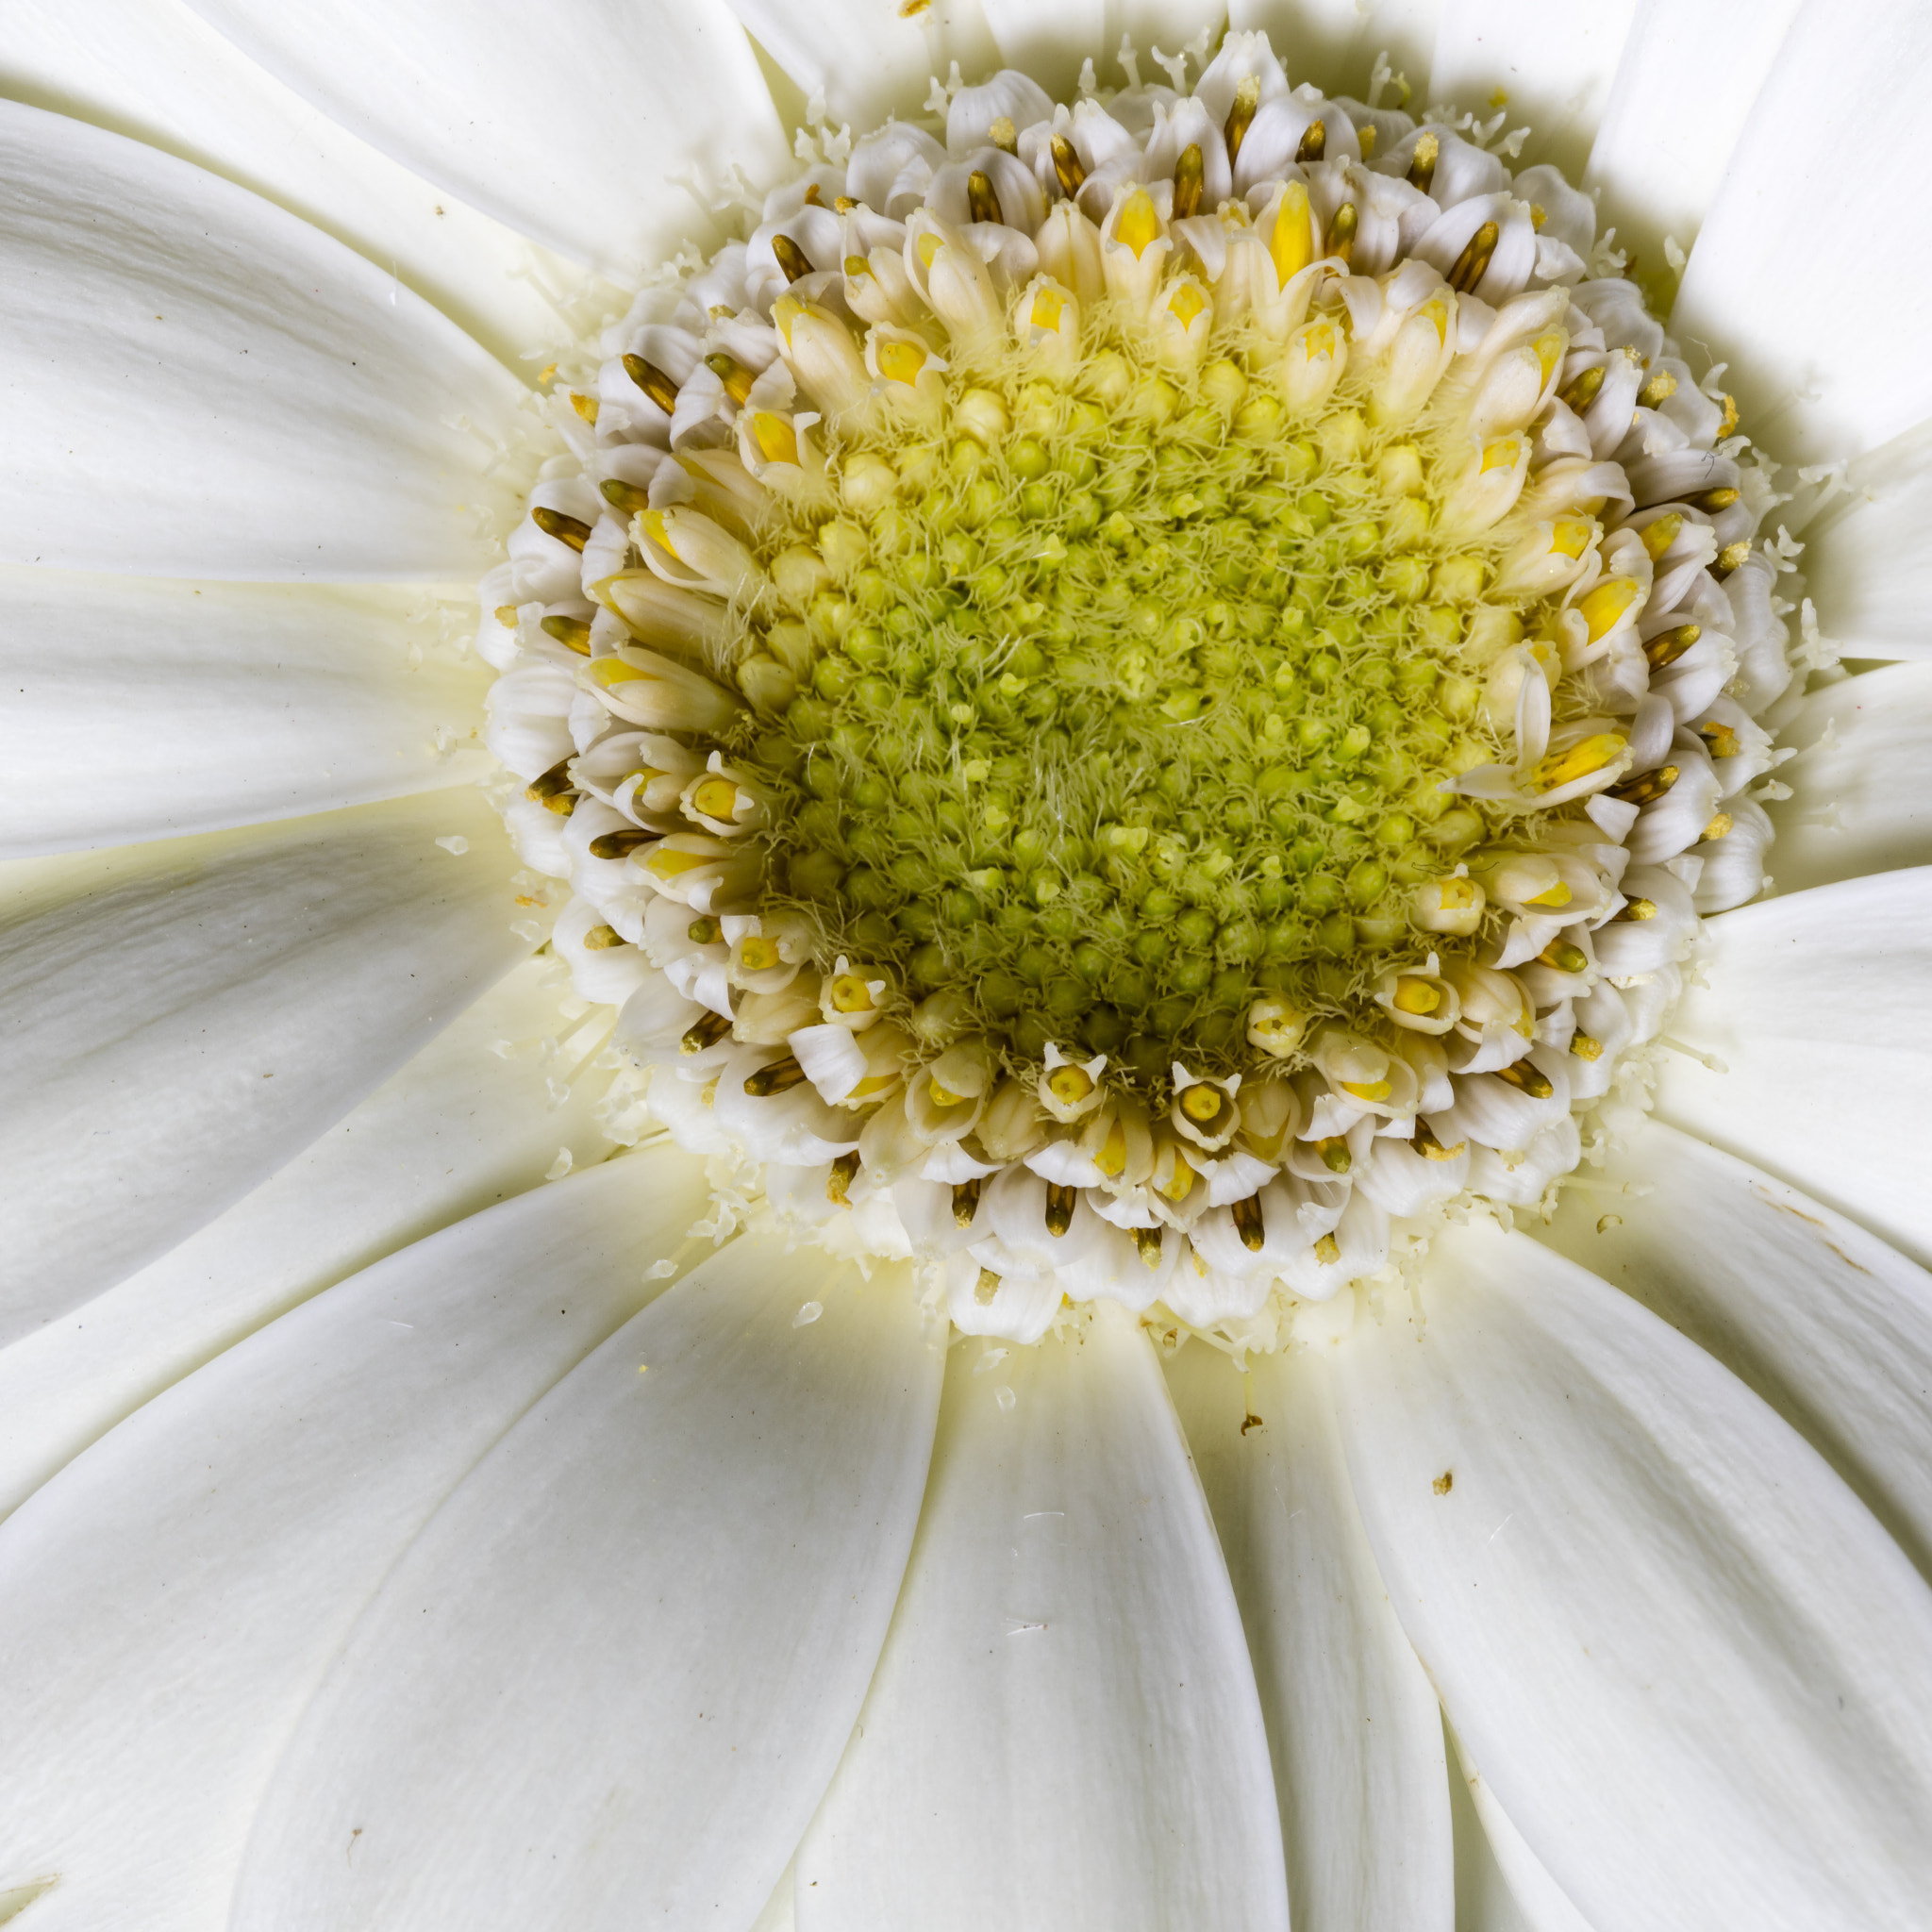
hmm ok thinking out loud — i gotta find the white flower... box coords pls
[2,5,1932,1931]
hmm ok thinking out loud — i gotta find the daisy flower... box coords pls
[3,2,1931,1928]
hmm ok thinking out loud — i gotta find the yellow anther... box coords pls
[744,1056,809,1096]
[1531,732,1626,791]
[1416,1119,1465,1160]
[804,183,824,206]
[915,232,943,272]
[772,234,813,282]
[827,1151,860,1206]
[1712,541,1752,581]
[1046,1063,1094,1107]
[621,354,679,414]
[1687,486,1740,514]
[752,412,799,466]
[690,775,742,821]
[1316,1136,1351,1174]
[1393,977,1442,1014]
[1717,392,1740,437]
[1537,938,1590,974]
[1159,1147,1196,1201]
[1701,812,1734,841]
[1314,1233,1342,1264]
[1180,1084,1223,1124]
[1701,721,1742,760]
[599,478,652,517]
[974,1267,999,1304]
[928,1074,966,1108]
[1638,369,1677,408]
[1117,189,1161,258]
[1570,1033,1604,1061]
[681,1011,731,1054]
[1557,364,1605,413]
[1294,119,1326,163]
[739,935,781,972]
[1167,281,1208,327]
[829,973,876,1013]
[531,506,591,552]
[1611,763,1679,807]
[1641,512,1683,561]
[1407,130,1439,193]
[989,115,1018,155]
[1532,330,1566,384]
[771,295,806,345]
[1050,134,1087,197]
[1030,286,1066,333]
[1644,623,1701,670]
[569,391,599,425]
[1613,896,1657,922]
[1437,876,1479,909]
[588,825,652,860]
[703,353,756,405]
[1493,1059,1555,1099]
[524,758,574,804]
[1575,576,1640,641]
[540,614,591,655]
[644,846,711,880]
[953,1178,983,1226]
[967,170,1000,224]
[1446,220,1499,293]
[1096,1115,1128,1177]
[1224,75,1260,164]
[583,924,624,951]
[493,603,520,626]
[843,253,873,279]
[875,338,927,386]
[1357,123,1377,158]
[1480,436,1522,473]
[1524,880,1573,908]
[1134,1225,1165,1268]
[1172,143,1206,221]
[1269,180,1312,289]
[1549,515,1593,559]
[1341,1078,1392,1102]
[687,916,722,944]
[1530,201,1548,230]
[1325,202,1357,264]
[1044,1182,1076,1236]
[1416,296,1449,345]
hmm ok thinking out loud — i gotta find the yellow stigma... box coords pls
[875,338,927,386]
[1575,576,1640,641]
[1116,190,1161,258]
[1047,1063,1094,1107]
[752,413,799,466]
[1269,181,1312,288]
[1392,977,1441,1014]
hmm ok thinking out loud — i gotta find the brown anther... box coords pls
[1717,392,1739,437]
[1172,143,1205,220]
[1044,1182,1076,1237]
[989,115,1018,155]
[1536,937,1590,974]
[1231,1192,1266,1253]
[804,183,824,206]
[540,613,592,656]
[1611,763,1680,806]
[531,506,592,552]
[1712,541,1753,581]
[1612,896,1657,922]
[1446,221,1500,293]
[952,1177,983,1227]
[1316,1135,1352,1174]
[1700,812,1735,842]
[599,477,653,517]
[588,827,653,860]
[1643,623,1702,671]
[621,354,680,415]
[1293,118,1326,163]
[1406,130,1439,193]
[1134,1225,1165,1268]
[743,1055,808,1096]
[704,353,756,405]
[1325,201,1357,264]
[1638,371,1677,408]
[1415,1118,1466,1161]
[1224,75,1260,165]
[582,924,625,951]
[1686,485,1740,514]
[525,758,575,804]
[826,1151,861,1206]
[1570,1033,1604,1061]
[687,916,722,943]
[1492,1058,1555,1099]
[680,1010,732,1055]
[1557,363,1606,413]
[772,234,814,282]
[1050,134,1087,197]
[966,170,1001,225]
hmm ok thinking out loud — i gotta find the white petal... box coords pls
[0,791,528,1339]
[978,0,1105,101]
[0,1152,713,1932]
[1166,1339,1455,1932]
[0,568,493,859]
[1447,1732,1544,1932]
[1672,0,1932,464]
[0,957,618,1519]
[1332,1218,1932,1932]
[1228,0,1441,100]
[1758,661,1932,894]
[3,0,573,366]
[1582,0,1802,263]
[1802,418,1932,660]
[1,100,525,579]
[724,0,1001,134]
[1451,1733,1594,1932]
[1537,1119,1932,1581]
[1428,0,1639,175]
[1652,867,1932,1267]
[230,1237,943,1932]
[796,1303,1291,1932]
[186,0,786,273]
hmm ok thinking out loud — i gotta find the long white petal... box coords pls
[0,568,492,859]
[187,0,786,271]
[1228,0,1442,99]
[0,1153,712,1932]
[796,1307,1291,1932]
[1332,1218,1932,1932]
[0,958,618,1520]
[1450,1734,1594,1932]
[1582,0,1801,264]
[0,790,528,1339]
[230,1237,943,1932]
[1802,418,1932,660]
[1429,0,1639,175]
[0,100,525,579]
[1167,1338,1455,1932]
[3,0,573,366]
[1653,867,1932,1267]
[1447,1730,1543,1932]
[1759,661,1932,893]
[1672,0,1932,464]
[1537,1119,1932,1581]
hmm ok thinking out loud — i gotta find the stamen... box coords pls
[1315,1136,1351,1174]
[1570,1033,1604,1059]
[827,1151,860,1206]
[1172,143,1205,221]
[1701,721,1742,760]
[531,507,592,552]
[1231,1192,1266,1252]
[974,1268,1000,1305]
[1529,732,1625,791]
[874,338,927,385]
[1610,764,1678,805]
[540,614,592,655]
[989,116,1018,155]
[743,1056,809,1095]
[1637,370,1677,408]
[1536,938,1589,974]
[621,354,680,414]
[688,916,722,943]
[1269,180,1312,287]
[967,170,1001,224]
[1047,1064,1094,1107]
[752,413,800,465]
[1643,623,1701,670]
[1314,1233,1341,1264]
[1640,513,1682,561]
[953,1178,983,1226]
[1050,134,1087,196]
[704,353,756,405]
[1407,130,1440,193]
[1612,897,1658,922]
[1557,364,1606,412]
[680,1010,731,1054]
[1044,1181,1077,1236]
[1224,75,1259,165]
[1446,221,1500,294]
[1415,1119,1465,1161]
[1294,119,1326,163]
[1117,189,1162,258]
[772,234,814,282]
[583,924,625,950]
[588,827,653,859]
[599,478,653,517]
[1392,976,1441,1013]
[1134,1226,1165,1268]
[1717,393,1739,436]
[1712,541,1752,581]
[1701,812,1734,841]
[1325,202,1357,265]
[570,391,599,425]
[1357,123,1377,158]
[1492,1059,1555,1098]
[524,758,576,814]
[1685,486,1740,514]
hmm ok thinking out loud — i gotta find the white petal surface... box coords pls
[1429,0,1638,175]
[1,101,525,579]
[1582,0,1800,266]
[190,0,787,273]
[1803,419,1932,659]
[1672,0,1932,464]
[1,0,573,366]
[1451,1736,1593,1932]
[0,1153,713,1932]
[1651,867,1932,1267]
[797,1309,1291,1932]
[1167,1338,1455,1932]
[231,1237,943,1932]
[0,567,491,858]
[1760,662,1932,893]
[979,0,1104,100]
[1447,1731,1540,1932]
[0,790,528,1339]
[0,958,617,1521]
[1332,1218,1932,1932]
[1538,1119,1932,1582]
[1227,0,1441,98]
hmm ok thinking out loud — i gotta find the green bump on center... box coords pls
[724,332,1532,1081]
